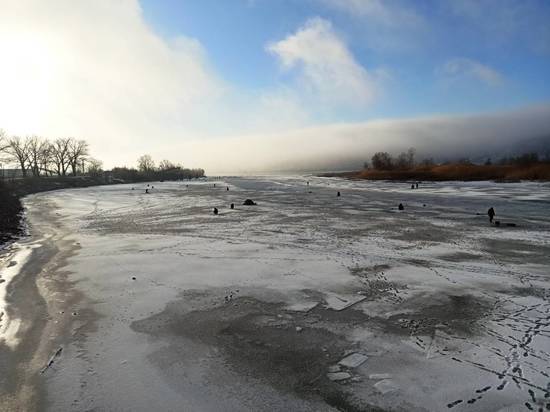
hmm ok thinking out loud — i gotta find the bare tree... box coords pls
[137,154,155,172]
[371,152,393,170]
[86,158,103,176]
[0,131,10,172]
[0,129,9,153]
[38,142,54,176]
[395,152,410,169]
[68,139,89,176]
[421,158,435,167]
[51,138,72,176]
[27,136,50,177]
[6,136,31,177]
[395,147,416,170]
[2,133,96,179]
[406,147,416,168]
[158,159,177,171]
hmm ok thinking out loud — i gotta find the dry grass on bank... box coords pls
[353,163,550,181]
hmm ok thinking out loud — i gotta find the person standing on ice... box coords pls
[488,207,495,223]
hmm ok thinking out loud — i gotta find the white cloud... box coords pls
[0,0,224,168]
[439,58,503,87]
[267,18,377,108]
[0,3,374,169]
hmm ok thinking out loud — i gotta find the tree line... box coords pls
[367,148,419,170]
[366,147,548,171]
[111,154,205,181]
[0,131,205,181]
[0,131,92,177]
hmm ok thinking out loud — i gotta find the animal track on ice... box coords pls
[447,301,550,409]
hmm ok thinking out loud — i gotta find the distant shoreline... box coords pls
[318,162,550,182]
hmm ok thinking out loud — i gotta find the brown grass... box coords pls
[350,163,550,181]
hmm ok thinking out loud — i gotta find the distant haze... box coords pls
[185,105,550,175]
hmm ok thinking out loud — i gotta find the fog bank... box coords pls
[180,104,550,175]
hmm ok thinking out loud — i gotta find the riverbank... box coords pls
[0,175,208,248]
[0,193,87,411]
[320,162,550,181]
[0,182,23,245]
[1,176,111,247]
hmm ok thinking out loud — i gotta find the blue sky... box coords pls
[1,0,549,172]
[140,0,550,121]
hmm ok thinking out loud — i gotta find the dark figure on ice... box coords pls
[145,188,149,194]
[398,203,404,211]
[411,184,415,189]
[416,182,419,189]
[214,183,216,188]
[337,191,341,197]
[488,207,495,223]
[226,186,229,191]
[230,203,234,209]
[213,207,218,215]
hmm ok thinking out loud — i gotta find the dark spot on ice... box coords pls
[501,286,550,300]
[132,292,374,410]
[324,391,384,412]
[378,293,493,337]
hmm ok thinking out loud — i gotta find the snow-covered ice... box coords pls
[3,176,549,411]
[338,353,368,368]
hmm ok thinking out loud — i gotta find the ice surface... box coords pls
[0,245,35,349]
[327,372,351,381]
[369,373,392,380]
[11,176,550,412]
[323,292,367,311]
[327,365,341,373]
[285,301,319,312]
[374,379,399,394]
[338,353,368,368]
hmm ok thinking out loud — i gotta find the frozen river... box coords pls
[1,176,550,411]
